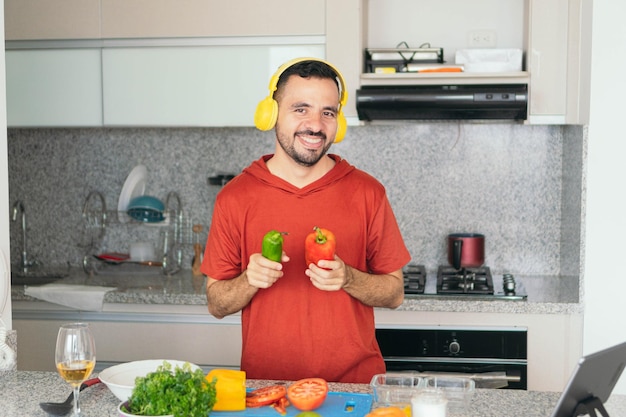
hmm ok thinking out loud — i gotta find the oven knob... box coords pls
[449,340,461,354]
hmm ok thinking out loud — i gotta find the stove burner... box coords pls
[437,266,494,295]
[403,264,426,294]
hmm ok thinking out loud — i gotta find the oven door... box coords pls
[376,327,528,390]
[383,358,527,389]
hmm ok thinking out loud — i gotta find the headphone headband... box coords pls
[254,57,348,143]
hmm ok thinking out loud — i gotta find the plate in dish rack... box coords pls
[117,164,148,213]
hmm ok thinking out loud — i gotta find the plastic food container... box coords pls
[423,376,475,412]
[455,48,523,73]
[370,373,425,409]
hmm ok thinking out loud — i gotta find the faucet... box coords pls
[11,200,32,273]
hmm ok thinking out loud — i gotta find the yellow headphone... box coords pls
[254,57,348,143]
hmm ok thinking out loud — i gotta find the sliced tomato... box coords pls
[271,396,290,415]
[287,378,329,411]
[246,385,287,408]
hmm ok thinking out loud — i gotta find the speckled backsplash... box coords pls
[7,123,584,277]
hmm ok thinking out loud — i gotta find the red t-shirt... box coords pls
[201,154,411,383]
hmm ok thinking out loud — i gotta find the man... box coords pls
[201,58,410,383]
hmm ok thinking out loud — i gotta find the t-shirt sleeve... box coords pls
[366,190,411,275]
[200,193,243,280]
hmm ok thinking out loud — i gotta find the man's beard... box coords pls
[276,129,333,167]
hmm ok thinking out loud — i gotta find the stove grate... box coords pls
[437,265,494,294]
[403,264,426,294]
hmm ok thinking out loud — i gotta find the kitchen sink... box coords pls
[11,266,69,286]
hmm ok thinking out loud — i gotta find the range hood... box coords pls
[356,84,528,121]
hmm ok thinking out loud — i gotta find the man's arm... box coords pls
[342,267,405,308]
[306,257,405,308]
[206,253,288,319]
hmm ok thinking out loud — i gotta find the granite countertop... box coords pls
[2,370,626,417]
[11,267,582,315]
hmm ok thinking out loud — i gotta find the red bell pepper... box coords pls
[305,226,336,267]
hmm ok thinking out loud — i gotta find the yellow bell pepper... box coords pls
[206,369,247,411]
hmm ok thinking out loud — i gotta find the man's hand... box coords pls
[246,252,289,289]
[305,255,350,291]
[306,255,404,308]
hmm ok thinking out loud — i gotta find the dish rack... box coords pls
[79,191,202,276]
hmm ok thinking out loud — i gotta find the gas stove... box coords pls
[403,264,426,294]
[437,265,494,294]
[403,264,527,300]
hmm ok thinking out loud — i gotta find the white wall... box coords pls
[584,0,626,395]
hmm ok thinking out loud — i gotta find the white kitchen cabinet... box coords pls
[101,0,325,39]
[4,0,101,40]
[325,0,363,120]
[5,49,103,127]
[526,0,591,124]
[12,302,242,371]
[102,44,324,127]
[4,0,325,41]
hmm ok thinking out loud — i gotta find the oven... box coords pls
[376,326,528,390]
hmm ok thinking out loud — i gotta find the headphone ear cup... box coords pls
[254,96,279,131]
[334,111,347,143]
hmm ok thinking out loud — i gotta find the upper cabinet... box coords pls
[5,0,325,40]
[5,49,103,127]
[4,0,326,127]
[526,0,591,124]
[5,0,101,40]
[102,45,324,127]
[4,0,591,126]
[101,0,325,38]
[331,0,591,125]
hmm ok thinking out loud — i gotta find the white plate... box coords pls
[117,165,148,213]
[99,359,201,401]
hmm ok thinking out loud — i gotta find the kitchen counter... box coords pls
[2,370,626,417]
[10,269,583,392]
[11,267,581,315]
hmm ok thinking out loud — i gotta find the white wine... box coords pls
[55,323,96,416]
[56,360,95,385]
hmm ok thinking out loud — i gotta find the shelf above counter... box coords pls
[360,71,530,86]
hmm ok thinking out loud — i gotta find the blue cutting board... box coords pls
[211,391,373,417]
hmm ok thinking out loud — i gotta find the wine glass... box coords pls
[55,323,96,417]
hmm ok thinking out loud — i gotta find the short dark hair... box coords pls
[275,60,340,101]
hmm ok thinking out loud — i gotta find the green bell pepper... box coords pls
[262,230,286,262]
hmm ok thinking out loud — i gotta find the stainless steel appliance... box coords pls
[403,264,527,301]
[376,327,528,390]
[356,84,528,121]
[384,264,529,389]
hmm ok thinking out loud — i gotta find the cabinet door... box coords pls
[4,0,101,40]
[527,0,591,124]
[101,0,325,38]
[102,45,325,126]
[5,49,103,127]
[527,0,569,121]
[101,0,211,39]
[205,0,325,37]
